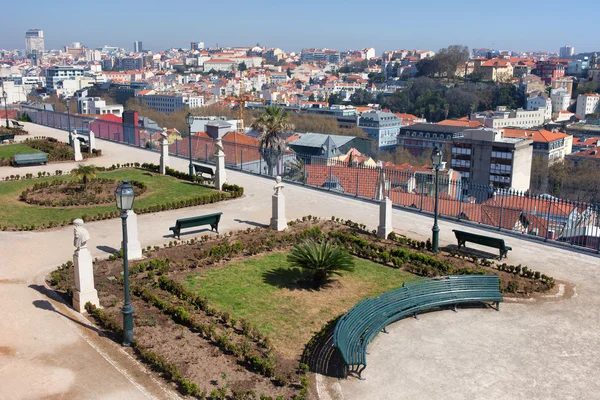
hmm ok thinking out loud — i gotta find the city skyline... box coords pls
[0,0,598,54]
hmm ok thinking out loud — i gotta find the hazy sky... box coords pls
[0,0,598,54]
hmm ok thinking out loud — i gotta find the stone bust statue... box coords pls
[215,138,224,155]
[160,128,168,141]
[273,176,284,195]
[73,219,90,250]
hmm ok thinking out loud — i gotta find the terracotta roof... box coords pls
[503,128,570,143]
[569,146,600,159]
[438,119,483,128]
[481,59,512,67]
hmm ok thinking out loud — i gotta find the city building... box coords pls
[203,59,237,72]
[25,29,44,55]
[550,88,571,112]
[551,77,574,97]
[534,61,565,85]
[451,128,533,192]
[588,53,600,83]
[470,106,546,129]
[576,93,600,117]
[358,111,402,149]
[287,133,371,161]
[136,92,205,114]
[191,42,205,51]
[475,59,513,82]
[300,49,341,64]
[503,128,572,165]
[559,45,575,58]
[520,74,545,94]
[45,66,85,93]
[133,41,143,53]
[264,48,284,62]
[526,94,552,121]
[398,123,465,156]
[566,146,600,168]
[567,58,589,76]
[120,57,144,70]
[362,48,376,60]
[78,97,124,117]
[189,116,242,134]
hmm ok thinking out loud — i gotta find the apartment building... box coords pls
[300,49,341,64]
[138,93,205,114]
[25,29,44,55]
[526,94,552,121]
[398,123,465,156]
[358,111,402,149]
[576,93,600,117]
[534,61,565,85]
[550,88,571,112]
[45,66,85,93]
[451,128,533,192]
[470,106,546,129]
[203,59,237,72]
[78,97,124,117]
[503,128,572,165]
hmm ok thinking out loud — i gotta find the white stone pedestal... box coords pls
[73,132,83,161]
[73,248,100,313]
[270,193,287,231]
[88,130,96,153]
[160,138,169,175]
[377,197,393,239]
[122,210,143,260]
[215,152,226,190]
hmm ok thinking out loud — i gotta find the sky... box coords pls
[0,0,598,55]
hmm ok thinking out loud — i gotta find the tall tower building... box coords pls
[134,41,143,52]
[559,45,575,58]
[25,29,44,55]
[191,42,204,51]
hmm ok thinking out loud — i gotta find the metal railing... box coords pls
[14,105,600,253]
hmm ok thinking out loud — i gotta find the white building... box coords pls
[576,93,600,117]
[550,88,571,113]
[363,48,376,60]
[470,106,546,129]
[559,45,575,58]
[45,66,85,93]
[0,81,29,104]
[25,29,44,55]
[526,94,552,121]
[78,97,123,117]
[138,93,205,114]
[203,59,237,72]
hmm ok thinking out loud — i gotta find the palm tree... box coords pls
[250,106,294,176]
[71,164,97,186]
[287,239,355,284]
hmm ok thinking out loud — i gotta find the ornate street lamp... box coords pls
[114,180,136,346]
[66,98,72,145]
[2,91,8,128]
[186,112,194,181]
[431,147,443,253]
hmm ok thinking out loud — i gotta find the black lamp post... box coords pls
[431,146,443,253]
[186,112,194,181]
[114,180,136,346]
[66,98,72,145]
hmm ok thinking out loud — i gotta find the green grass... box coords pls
[0,168,217,229]
[182,252,417,357]
[0,144,41,159]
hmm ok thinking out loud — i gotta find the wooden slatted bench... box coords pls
[0,133,15,143]
[193,163,215,182]
[453,229,512,260]
[13,152,48,167]
[333,275,502,379]
[11,120,25,128]
[169,212,222,239]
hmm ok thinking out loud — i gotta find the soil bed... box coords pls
[48,218,558,399]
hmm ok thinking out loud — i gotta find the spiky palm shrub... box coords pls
[287,239,355,284]
[71,164,97,186]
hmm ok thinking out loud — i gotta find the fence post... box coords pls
[328,164,333,191]
[498,193,505,230]
[544,199,552,242]
[240,149,243,170]
[420,183,425,212]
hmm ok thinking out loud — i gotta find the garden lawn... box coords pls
[182,252,417,358]
[0,168,217,229]
[0,143,41,159]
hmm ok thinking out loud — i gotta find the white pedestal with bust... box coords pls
[377,197,393,239]
[214,138,227,190]
[73,131,83,161]
[72,219,100,313]
[270,176,287,231]
[122,210,143,260]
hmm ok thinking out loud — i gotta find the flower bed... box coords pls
[24,137,102,162]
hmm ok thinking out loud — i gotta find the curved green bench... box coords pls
[333,275,502,378]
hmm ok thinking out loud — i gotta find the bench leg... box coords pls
[453,304,458,312]
[357,365,366,380]
[413,312,419,320]
[381,327,388,334]
[495,302,500,311]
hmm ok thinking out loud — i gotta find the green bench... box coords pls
[13,152,48,167]
[11,120,25,129]
[169,212,222,239]
[333,275,502,379]
[193,163,215,181]
[0,133,15,143]
[453,229,512,260]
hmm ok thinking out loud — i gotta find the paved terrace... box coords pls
[0,123,598,399]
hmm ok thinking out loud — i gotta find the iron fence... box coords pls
[14,105,600,253]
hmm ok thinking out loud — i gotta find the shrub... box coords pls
[287,239,355,283]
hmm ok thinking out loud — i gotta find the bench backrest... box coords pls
[193,164,215,175]
[176,212,222,228]
[14,152,48,163]
[453,230,506,248]
[334,275,502,367]
[0,133,16,140]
